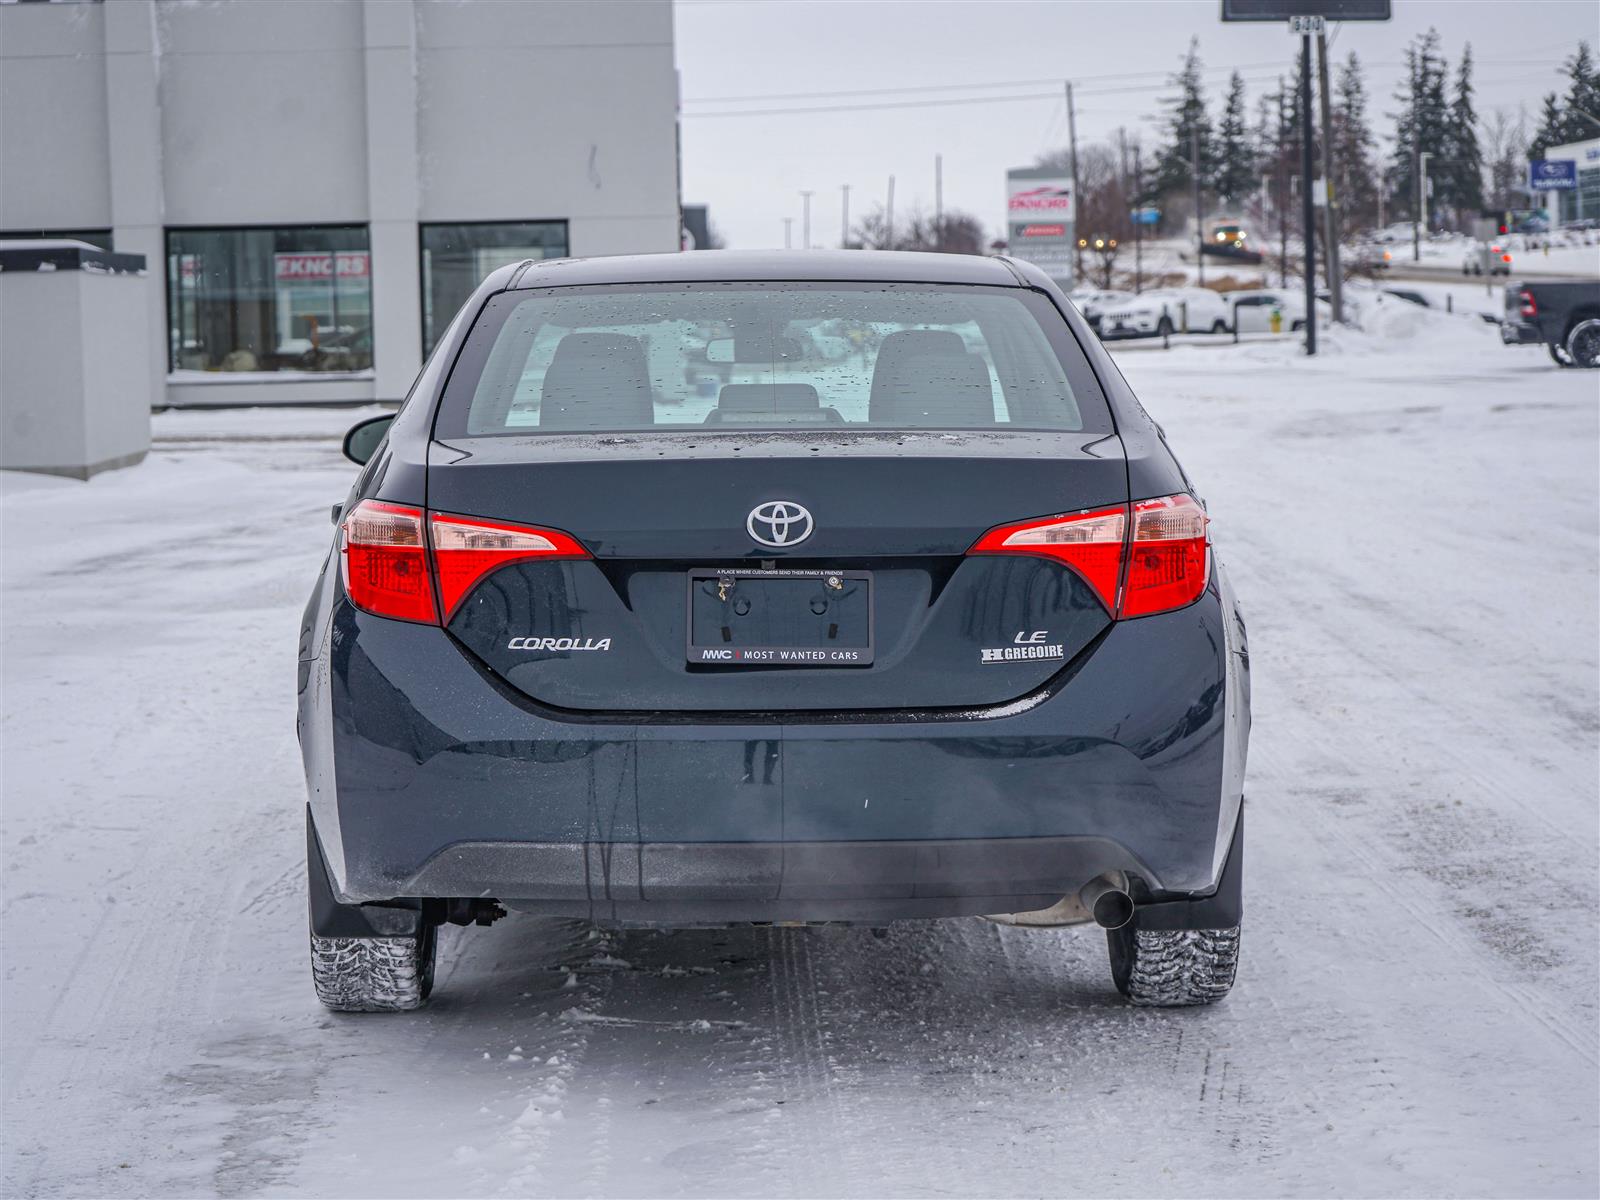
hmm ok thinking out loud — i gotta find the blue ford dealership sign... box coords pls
[1529,159,1578,190]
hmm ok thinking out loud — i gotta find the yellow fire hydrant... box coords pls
[1269,307,1284,335]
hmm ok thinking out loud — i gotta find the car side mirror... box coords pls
[342,414,394,465]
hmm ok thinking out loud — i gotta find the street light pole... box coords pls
[1298,32,1317,356]
[1191,125,1204,286]
[799,190,813,250]
[783,217,793,250]
[841,184,851,248]
[1415,150,1433,263]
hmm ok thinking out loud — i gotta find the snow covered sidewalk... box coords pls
[2,314,1596,1197]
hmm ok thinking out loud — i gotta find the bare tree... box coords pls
[1482,106,1530,212]
[852,206,988,254]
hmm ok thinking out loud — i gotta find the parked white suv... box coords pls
[1096,288,1233,339]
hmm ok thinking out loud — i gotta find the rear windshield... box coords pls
[435,281,1109,437]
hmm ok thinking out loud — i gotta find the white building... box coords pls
[0,0,680,407]
[1542,138,1600,229]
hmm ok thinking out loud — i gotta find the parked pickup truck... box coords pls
[1502,280,1600,367]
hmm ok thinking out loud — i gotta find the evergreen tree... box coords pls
[1214,71,1254,203]
[1333,52,1381,233]
[1152,38,1216,206]
[1389,29,1451,225]
[1443,44,1484,214]
[1556,41,1600,145]
[1527,92,1566,160]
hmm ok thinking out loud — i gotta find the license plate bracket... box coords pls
[687,568,874,666]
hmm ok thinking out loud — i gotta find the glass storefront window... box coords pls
[420,221,567,358]
[166,226,373,374]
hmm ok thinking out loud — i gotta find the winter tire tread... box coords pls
[1109,926,1240,1007]
[310,933,433,1012]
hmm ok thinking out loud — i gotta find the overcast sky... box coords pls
[674,0,1594,249]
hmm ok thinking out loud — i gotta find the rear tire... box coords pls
[311,925,436,1012]
[1566,319,1600,368]
[1107,925,1239,1006]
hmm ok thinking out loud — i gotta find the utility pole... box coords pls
[934,154,944,249]
[886,175,895,249]
[1191,125,1204,286]
[1134,143,1144,294]
[1299,32,1317,355]
[799,190,813,250]
[841,184,851,248]
[1278,77,1289,288]
[1066,81,1081,283]
[1316,29,1343,323]
[783,217,793,250]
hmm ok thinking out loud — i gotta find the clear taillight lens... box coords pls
[430,512,589,622]
[341,500,437,624]
[968,493,1210,620]
[1121,493,1209,618]
[967,505,1127,613]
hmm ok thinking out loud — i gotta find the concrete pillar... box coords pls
[363,0,422,401]
[102,0,167,410]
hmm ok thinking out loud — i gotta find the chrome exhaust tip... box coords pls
[1079,876,1135,929]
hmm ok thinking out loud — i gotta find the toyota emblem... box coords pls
[746,501,814,548]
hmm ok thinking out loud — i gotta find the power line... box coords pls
[683,73,1294,120]
[681,54,1567,109]
[682,61,1294,106]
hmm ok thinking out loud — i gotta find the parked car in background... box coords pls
[1072,290,1131,335]
[1501,279,1600,367]
[1147,288,1233,333]
[1463,243,1512,276]
[1227,289,1332,334]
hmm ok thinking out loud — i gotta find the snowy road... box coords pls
[3,309,1597,1197]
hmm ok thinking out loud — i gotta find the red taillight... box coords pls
[341,500,437,624]
[340,501,588,624]
[430,512,589,622]
[968,505,1127,613]
[967,493,1209,620]
[1519,289,1537,318]
[1120,494,1210,619]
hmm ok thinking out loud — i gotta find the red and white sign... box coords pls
[273,251,370,281]
[1018,223,1067,238]
[1007,184,1074,215]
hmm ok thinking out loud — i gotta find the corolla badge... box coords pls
[746,501,814,548]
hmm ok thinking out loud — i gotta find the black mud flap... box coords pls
[306,808,423,939]
[1131,807,1243,932]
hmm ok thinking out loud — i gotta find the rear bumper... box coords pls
[1500,320,1542,345]
[298,575,1249,916]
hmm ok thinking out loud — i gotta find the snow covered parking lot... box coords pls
[3,311,1597,1197]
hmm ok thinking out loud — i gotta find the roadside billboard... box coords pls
[1006,167,1075,286]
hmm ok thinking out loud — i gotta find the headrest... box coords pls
[540,332,652,430]
[869,330,969,421]
[870,351,995,428]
